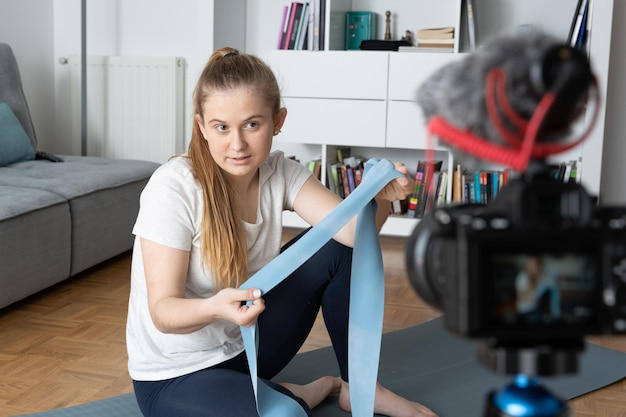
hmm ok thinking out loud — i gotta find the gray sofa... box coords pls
[0,43,160,310]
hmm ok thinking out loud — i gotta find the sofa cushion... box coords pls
[0,102,36,167]
[0,155,159,198]
[0,44,38,148]
[0,185,71,309]
[0,156,160,275]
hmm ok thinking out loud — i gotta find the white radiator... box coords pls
[69,56,185,163]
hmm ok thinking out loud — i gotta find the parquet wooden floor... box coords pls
[0,228,624,416]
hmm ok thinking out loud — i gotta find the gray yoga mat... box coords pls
[15,317,626,417]
[277,317,626,416]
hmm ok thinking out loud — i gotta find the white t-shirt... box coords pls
[126,151,312,381]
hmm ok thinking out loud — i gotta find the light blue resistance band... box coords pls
[240,158,403,417]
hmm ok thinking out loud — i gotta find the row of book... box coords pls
[451,165,511,205]
[304,155,582,218]
[303,148,364,199]
[407,160,447,218]
[553,159,582,184]
[278,1,326,51]
[568,0,590,52]
[415,26,455,50]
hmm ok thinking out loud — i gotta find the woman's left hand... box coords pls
[375,162,413,202]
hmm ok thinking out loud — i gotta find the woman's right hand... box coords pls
[142,237,266,334]
[212,287,265,327]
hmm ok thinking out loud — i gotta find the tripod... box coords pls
[478,339,584,417]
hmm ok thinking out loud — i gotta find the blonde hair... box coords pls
[188,47,282,290]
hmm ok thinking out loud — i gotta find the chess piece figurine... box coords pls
[384,11,391,40]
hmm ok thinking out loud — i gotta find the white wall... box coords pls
[0,0,55,151]
[600,0,626,205]
[1,0,625,204]
[49,0,219,154]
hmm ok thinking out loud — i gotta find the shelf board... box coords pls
[282,211,418,237]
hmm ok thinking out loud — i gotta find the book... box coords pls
[319,0,326,50]
[277,6,290,49]
[562,160,574,183]
[417,38,454,49]
[415,160,443,218]
[490,171,499,200]
[407,161,426,218]
[312,0,321,50]
[336,146,351,163]
[295,3,310,50]
[306,1,315,50]
[307,158,321,179]
[464,0,477,51]
[471,171,479,204]
[286,2,305,50]
[346,166,356,193]
[567,0,588,49]
[453,164,463,202]
[423,170,441,214]
[397,46,455,53]
[575,1,589,51]
[391,199,403,216]
[340,165,350,197]
[416,42,454,49]
[335,164,345,198]
[436,171,448,206]
[416,38,454,45]
[416,26,455,39]
[326,161,338,194]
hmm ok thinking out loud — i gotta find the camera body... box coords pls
[406,164,626,344]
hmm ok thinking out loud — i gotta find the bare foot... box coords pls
[338,380,438,417]
[279,375,342,409]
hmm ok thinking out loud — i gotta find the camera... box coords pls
[406,163,626,345]
[406,30,626,416]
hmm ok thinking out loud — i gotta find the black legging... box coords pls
[133,231,353,417]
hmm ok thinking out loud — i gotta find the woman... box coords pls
[126,47,437,417]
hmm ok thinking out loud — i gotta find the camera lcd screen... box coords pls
[487,253,597,328]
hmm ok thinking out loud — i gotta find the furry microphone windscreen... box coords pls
[416,31,588,171]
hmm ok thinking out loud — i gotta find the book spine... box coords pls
[416,161,442,218]
[424,171,441,214]
[278,6,289,49]
[307,2,315,50]
[346,166,356,193]
[480,172,488,204]
[281,5,294,49]
[287,3,304,50]
[319,0,326,50]
[465,0,477,50]
[473,171,481,204]
[391,199,402,216]
[341,166,350,197]
[354,163,363,187]
[335,165,345,198]
[453,164,462,202]
[436,171,448,206]
[283,2,299,50]
[326,162,337,194]
[295,3,310,50]
[575,157,583,184]
[407,161,425,218]
[491,172,499,200]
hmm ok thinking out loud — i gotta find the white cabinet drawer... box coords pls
[279,97,387,147]
[386,101,429,149]
[388,52,463,101]
[270,50,388,100]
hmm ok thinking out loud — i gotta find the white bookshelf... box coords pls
[240,0,615,236]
